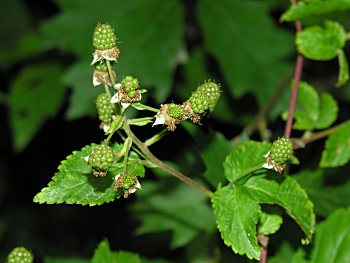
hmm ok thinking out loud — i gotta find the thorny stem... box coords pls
[284,0,303,139]
[123,121,213,197]
[229,163,265,186]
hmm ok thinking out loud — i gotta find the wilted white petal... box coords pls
[84,156,89,163]
[93,75,101,86]
[135,181,141,189]
[91,53,101,65]
[121,102,130,109]
[103,124,110,133]
[264,151,270,158]
[115,174,121,180]
[114,83,122,90]
[153,114,165,126]
[110,93,120,104]
[262,162,274,169]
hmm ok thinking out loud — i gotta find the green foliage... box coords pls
[294,169,350,216]
[320,121,350,167]
[198,0,293,108]
[337,49,349,87]
[44,258,89,263]
[291,81,338,130]
[224,141,270,182]
[281,0,350,21]
[131,180,215,249]
[33,143,144,205]
[8,64,66,151]
[309,207,350,263]
[258,212,283,236]
[296,20,346,60]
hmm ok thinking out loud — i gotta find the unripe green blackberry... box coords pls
[93,23,117,50]
[197,81,221,111]
[189,91,210,114]
[168,103,184,119]
[88,144,115,173]
[121,76,139,92]
[94,60,109,72]
[7,247,33,263]
[96,93,114,123]
[270,137,293,164]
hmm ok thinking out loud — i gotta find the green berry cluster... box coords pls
[93,23,117,50]
[121,173,137,190]
[96,93,114,123]
[168,103,184,119]
[197,81,221,112]
[88,144,115,172]
[7,247,33,263]
[270,137,293,164]
[94,60,108,72]
[121,76,139,99]
[189,81,221,114]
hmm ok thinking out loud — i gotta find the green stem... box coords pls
[294,124,343,149]
[123,139,132,173]
[123,121,213,197]
[106,60,116,85]
[132,102,159,113]
[230,163,265,186]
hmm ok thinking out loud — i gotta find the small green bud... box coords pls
[7,247,33,263]
[270,137,293,164]
[168,103,184,119]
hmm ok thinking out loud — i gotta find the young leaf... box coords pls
[310,207,350,263]
[296,20,346,61]
[336,49,349,87]
[292,81,338,130]
[212,185,262,260]
[258,212,283,236]
[131,180,215,249]
[320,121,350,167]
[92,240,141,263]
[198,0,293,108]
[33,143,144,206]
[245,175,315,242]
[8,64,65,151]
[281,0,350,22]
[224,141,270,182]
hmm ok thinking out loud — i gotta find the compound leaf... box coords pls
[245,175,315,242]
[281,0,350,22]
[224,141,270,182]
[212,185,262,260]
[33,143,144,206]
[310,207,350,263]
[320,121,350,167]
[296,20,346,61]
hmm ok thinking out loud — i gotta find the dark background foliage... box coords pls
[1,0,350,262]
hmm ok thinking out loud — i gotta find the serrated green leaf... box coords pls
[131,180,215,249]
[64,62,101,120]
[294,82,319,130]
[293,81,338,130]
[320,121,350,167]
[198,0,293,108]
[316,93,338,129]
[296,20,346,60]
[9,64,65,151]
[33,143,144,206]
[281,0,350,22]
[258,212,283,236]
[212,185,262,260]
[92,240,141,263]
[336,49,349,87]
[310,207,350,263]
[41,0,186,104]
[294,169,350,216]
[245,175,315,241]
[224,141,270,182]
